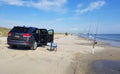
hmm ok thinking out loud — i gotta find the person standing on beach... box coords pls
[65,32,68,36]
[93,40,97,48]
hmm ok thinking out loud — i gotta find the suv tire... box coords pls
[30,41,37,50]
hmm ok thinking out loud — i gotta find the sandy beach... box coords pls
[0,34,120,74]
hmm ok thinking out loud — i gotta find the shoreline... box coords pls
[79,34,120,48]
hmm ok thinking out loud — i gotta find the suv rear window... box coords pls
[11,27,29,33]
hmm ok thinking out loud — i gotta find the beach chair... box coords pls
[49,42,57,52]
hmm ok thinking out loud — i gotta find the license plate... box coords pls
[15,35,19,38]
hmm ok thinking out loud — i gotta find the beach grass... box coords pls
[0,27,10,37]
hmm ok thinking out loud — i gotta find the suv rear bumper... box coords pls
[7,40,32,47]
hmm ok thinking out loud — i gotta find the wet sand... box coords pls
[93,60,120,74]
[0,35,120,74]
[67,36,120,74]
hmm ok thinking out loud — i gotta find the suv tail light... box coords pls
[8,32,12,36]
[22,33,32,37]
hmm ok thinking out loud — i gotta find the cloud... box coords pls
[0,0,67,12]
[76,0,105,14]
[0,0,24,6]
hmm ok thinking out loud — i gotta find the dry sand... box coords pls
[0,35,120,74]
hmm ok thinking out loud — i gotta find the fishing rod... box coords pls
[93,20,99,48]
[95,22,99,40]
[88,24,92,38]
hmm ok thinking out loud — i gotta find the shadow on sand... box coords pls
[7,45,47,51]
[7,46,31,51]
[75,43,93,46]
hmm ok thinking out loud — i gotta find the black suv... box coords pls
[7,26,54,50]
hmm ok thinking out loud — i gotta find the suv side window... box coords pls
[40,29,48,34]
[33,29,40,35]
[35,30,39,34]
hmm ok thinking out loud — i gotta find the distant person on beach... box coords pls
[65,32,68,36]
[93,40,97,48]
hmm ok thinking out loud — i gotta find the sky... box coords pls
[0,0,120,34]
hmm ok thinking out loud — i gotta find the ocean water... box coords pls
[80,34,120,47]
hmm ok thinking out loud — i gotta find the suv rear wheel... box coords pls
[10,45,17,49]
[30,41,37,50]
